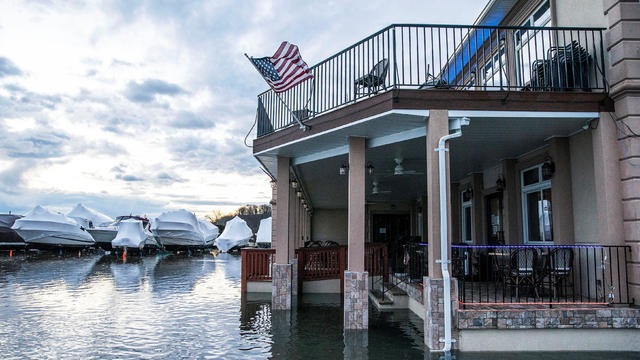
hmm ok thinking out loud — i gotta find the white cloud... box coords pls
[0,0,484,217]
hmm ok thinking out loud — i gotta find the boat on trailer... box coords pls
[67,204,116,250]
[151,209,208,251]
[0,214,25,250]
[12,206,95,249]
[215,216,253,252]
[111,219,152,252]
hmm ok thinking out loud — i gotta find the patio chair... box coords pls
[508,248,539,299]
[549,248,574,298]
[354,58,389,96]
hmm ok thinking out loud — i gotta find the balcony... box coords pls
[255,24,607,138]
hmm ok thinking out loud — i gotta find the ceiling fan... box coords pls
[371,180,391,195]
[378,157,425,176]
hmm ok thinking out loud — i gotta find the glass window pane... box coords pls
[542,188,553,241]
[526,191,542,242]
[464,206,472,241]
[523,167,539,186]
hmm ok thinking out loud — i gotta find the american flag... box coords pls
[249,41,314,93]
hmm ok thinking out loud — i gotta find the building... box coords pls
[242,0,640,352]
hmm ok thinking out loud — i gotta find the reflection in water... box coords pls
[1,253,632,359]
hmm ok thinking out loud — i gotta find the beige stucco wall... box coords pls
[311,208,348,245]
[569,130,598,244]
[553,0,607,28]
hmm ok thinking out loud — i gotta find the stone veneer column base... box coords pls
[272,263,292,310]
[289,258,298,296]
[424,277,459,351]
[344,271,368,329]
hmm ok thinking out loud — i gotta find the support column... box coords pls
[273,156,292,310]
[603,0,640,305]
[549,137,574,245]
[345,136,368,330]
[424,109,454,351]
[426,110,450,278]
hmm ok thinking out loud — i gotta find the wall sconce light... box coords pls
[367,163,375,175]
[296,190,303,198]
[291,180,298,189]
[541,157,555,180]
[270,180,277,189]
[301,199,307,206]
[339,163,349,175]
[462,187,473,202]
[496,177,505,192]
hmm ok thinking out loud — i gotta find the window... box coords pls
[515,0,552,86]
[521,164,553,243]
[482,47,507,89]
[461,193,473,243]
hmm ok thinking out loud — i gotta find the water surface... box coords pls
[0,253,637,359]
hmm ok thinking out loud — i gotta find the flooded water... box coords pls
[0,253,638,359]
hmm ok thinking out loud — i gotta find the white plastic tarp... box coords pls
[0,214,21,228]
[255,217,272,244]
[67,204,113,227]
[215,216,252,252]
[12,205,95,246]
[112,219,147,249]
[151,209,205,247]
[198,219,219,245]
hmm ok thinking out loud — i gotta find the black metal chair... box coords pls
[508,248,539,299]
[354,58,389,96]
[549,248,574,299]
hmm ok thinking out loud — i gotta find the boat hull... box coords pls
[88,228,117,249]
[18,232,95,248]
[215,237,251,252]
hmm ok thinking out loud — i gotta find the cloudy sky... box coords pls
[0,0,485,218]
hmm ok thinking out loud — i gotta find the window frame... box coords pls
[514,0,552,87]
[521,163,553,244]
[461,192,473,243]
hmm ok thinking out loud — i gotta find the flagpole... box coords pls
[244,53,310,131]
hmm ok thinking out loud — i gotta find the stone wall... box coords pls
[390,274,423,304]
[272,263,291,310]
[423,277,459,351]
[344,271,368,329]
[457,307,640,330]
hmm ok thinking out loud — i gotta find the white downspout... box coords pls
[434,117,468,352]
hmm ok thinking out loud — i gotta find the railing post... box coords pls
[241,249,247,293]
[383,244,389,282]
[340,246,347,294]
[392,26,398,89]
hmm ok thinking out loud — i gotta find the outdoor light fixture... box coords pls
[296,190,303,198]
[291,180,298,189]
[462,187,473,202]
[496,177,505,192]
[339,163,349,175]
[541,157,555,180]
[270,180,277,189]
[367,163,375,175]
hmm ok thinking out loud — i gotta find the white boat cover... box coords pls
[0,214,21,228]
[67,203,113,228]
[151,209,205,247]
[198,219,219,246]
[215,216,252,252]
[12,205,95,246]
[112,219,148,249]
[255,217,272,244]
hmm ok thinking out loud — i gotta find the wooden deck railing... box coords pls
[241,248,275,292]
[241,243,388,293]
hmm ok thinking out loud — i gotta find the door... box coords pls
[371,214,410,272]
[486,193,504,245]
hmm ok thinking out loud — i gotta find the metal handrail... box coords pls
[256,24,607,137]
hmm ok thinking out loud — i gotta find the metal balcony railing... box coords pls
[256,24,607,137]
[452,245,631,307]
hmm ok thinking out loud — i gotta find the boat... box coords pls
[255,217,272,248]
[0,214,25,250]
[67,204,116,250]
[111,219,149,251]
[12,205,95,249]
[215,216,253,252]
[151,209,206,250]
[198,219,219,248]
